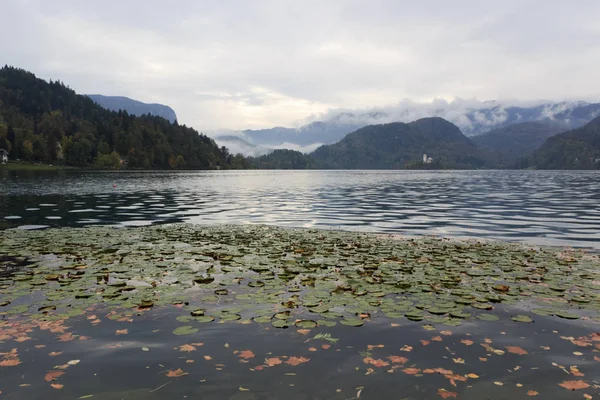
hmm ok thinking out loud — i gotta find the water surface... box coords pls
[1,169,599,249]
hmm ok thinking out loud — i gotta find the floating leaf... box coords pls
[506,346,528,355]
[437,388,458,399]
[511,315,533,323]
[238,350,255,360]
[44,371,64,382]
[558,380,590,390]
[173,326,199,336]
[166,368,188,378]
[340,318,364,327]
[295,320,317,329]
[285,357,310,366]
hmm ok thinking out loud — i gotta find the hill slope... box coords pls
[472,122,564,165]
[530,117,600,169]
[0,66,226,169]
[87,95,178,123]
[311,117,486,169]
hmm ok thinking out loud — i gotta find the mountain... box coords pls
[0,66,227,169]
[472,122,565,165]
[249,149,316,169]
[236,101,600,150]
[311,117,486,169]
[87,94,178,123]
[529,116,600,169]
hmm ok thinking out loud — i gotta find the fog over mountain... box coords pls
[214,99,600,155]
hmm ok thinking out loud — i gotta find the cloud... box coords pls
[1,0,600,131]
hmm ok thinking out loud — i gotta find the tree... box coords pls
[22,140,33,161]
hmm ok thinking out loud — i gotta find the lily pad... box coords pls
[173,326,199,335]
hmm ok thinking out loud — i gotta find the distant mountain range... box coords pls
[219,101,600,154]
[87,95,178,123]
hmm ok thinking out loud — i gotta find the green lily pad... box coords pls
[173,326,199,335]
[555,311,579,320]
[476,313,500,322]
[340,318,364,327]
[511,315,533,323]
[295,320,317,329]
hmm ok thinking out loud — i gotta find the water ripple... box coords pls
[1,170,600,249]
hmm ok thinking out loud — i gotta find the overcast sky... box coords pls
[2,0,600,131]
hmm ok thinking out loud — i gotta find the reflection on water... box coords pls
[1,169,600,249]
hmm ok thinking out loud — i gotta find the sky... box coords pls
[2,0,600,131]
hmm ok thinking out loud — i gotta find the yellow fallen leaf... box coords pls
[239,386,250,391]
[467,373,479,378]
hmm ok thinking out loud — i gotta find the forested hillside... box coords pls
[472,122,564,166]
[529,116,600,169]
[0,66,228,169]
[311,117,487,169]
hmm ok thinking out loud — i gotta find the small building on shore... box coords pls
[0,148,8,163]
[422,153,433,164]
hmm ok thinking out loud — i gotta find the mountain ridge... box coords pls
[87,94,178,123]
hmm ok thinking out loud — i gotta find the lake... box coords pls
[1,170,600,400]
[2,169,600,249]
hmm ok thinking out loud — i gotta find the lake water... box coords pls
[2,169,600,249]
[2,170,600,400]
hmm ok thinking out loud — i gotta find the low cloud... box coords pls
[2,0,599,132]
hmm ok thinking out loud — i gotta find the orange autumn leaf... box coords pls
[387,355,408,364]
[296,329,311,335]
[460,339,474,346]
[437,388,458,399]
[285,356,310,366]
[431,336,443,342]
[367,344,384,350]
[191,342,204,346]
[50,383,64,390]
[433,367,453,375]
[308,347,317,352]
[402,367,421,375]
[420,340,430,346]
[179,344,196,353]
[484,338,493,344]
[479,357,487,362]
[57,333,74,342]
[594,356,600,362]
[321,344,331,350]
[506,346,528,355]
[362,357,389,367]
[203,355,213,361]
[166,368,188,378]
[238,350,255,360]
[115,329,128,335]
[526,390,539,396]
[569,366,584,377]
[571,340,592,347]
[440,331,452,336]
[265,357,282,367]
[400,345,413,352]
[558,380,590,390]
[35,345,46,349]
[44,371,64,382]
[423,368,436,374]
[0,358,21,367]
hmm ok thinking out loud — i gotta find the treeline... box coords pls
[0,66,231,169]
